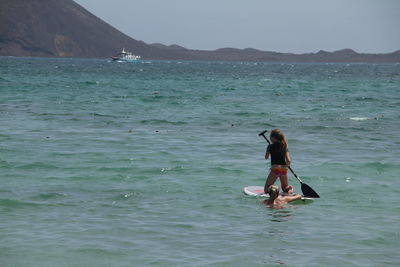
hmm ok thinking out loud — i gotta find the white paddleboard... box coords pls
[243,186,314,202]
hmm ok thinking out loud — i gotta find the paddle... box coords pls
[258,130,320,198]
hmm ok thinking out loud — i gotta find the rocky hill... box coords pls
[0,0,181,59]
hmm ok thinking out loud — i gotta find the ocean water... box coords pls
[0,57,399,267]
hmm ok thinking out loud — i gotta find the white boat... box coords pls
[112,48,141,62]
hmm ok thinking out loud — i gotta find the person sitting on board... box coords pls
[264,129,294,194]
[262,185,301,207]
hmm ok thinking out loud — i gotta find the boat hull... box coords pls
[112,57,141,62]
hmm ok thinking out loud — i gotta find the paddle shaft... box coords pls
[259,132,303,184]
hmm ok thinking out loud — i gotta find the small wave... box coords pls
[0,160,13,169]
[83,81,100,85]
[231,111,257,116]
[310,162,397,172]
[166,222,195,229]
[350,117,370,121]
[116,191,142,200]
[361,162,396,169]
[206,166,245,174]
[0,198,42,208]
[30,192,67,200]
[304,125,372,132]
[160,166,184,173]
[222,87,236,91]
[97,166,133,172]
[91,112,119,118]
[140,119,187,126]
[17,162,60,170]
[307,125,329,130]
[354,97,379,102]
[33,112,74,117]
[74,248,121,256]
[139,97,161,103]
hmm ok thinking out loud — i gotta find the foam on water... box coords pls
[0,57,400,266]
[349,116,370,121]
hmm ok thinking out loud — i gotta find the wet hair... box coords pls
[270,129,288,156]
[268,185,280,200]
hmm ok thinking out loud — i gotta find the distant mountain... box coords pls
[0,0,183,59]
[0,0,399,62]
[151,43,188,51]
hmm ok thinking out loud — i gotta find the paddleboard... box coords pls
[243,186,314,202]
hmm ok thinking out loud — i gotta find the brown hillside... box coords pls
[0,0,182,58]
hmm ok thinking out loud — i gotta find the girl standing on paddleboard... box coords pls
[264,129,294,194]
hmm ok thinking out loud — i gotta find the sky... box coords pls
[74,0,400,53]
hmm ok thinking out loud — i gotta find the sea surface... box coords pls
[1,57,399,266]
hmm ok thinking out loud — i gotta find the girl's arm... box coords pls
[265,145,270,160]
[286,194,302,203]
[285,151,291,166]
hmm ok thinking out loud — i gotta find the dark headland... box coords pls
[0,0,399,62]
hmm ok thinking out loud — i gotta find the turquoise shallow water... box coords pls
[1,57,400,266]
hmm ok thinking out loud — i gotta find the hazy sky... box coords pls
[74,0,400,53]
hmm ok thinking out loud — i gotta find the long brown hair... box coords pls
[270,129,288,156]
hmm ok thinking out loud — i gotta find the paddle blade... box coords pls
[301,183,320,198]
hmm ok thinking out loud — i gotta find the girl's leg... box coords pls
[264,171,278,194]
[279,175,293,194]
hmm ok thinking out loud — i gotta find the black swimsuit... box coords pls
[267,143,287,165]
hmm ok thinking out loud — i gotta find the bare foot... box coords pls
[283,185,294,194]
